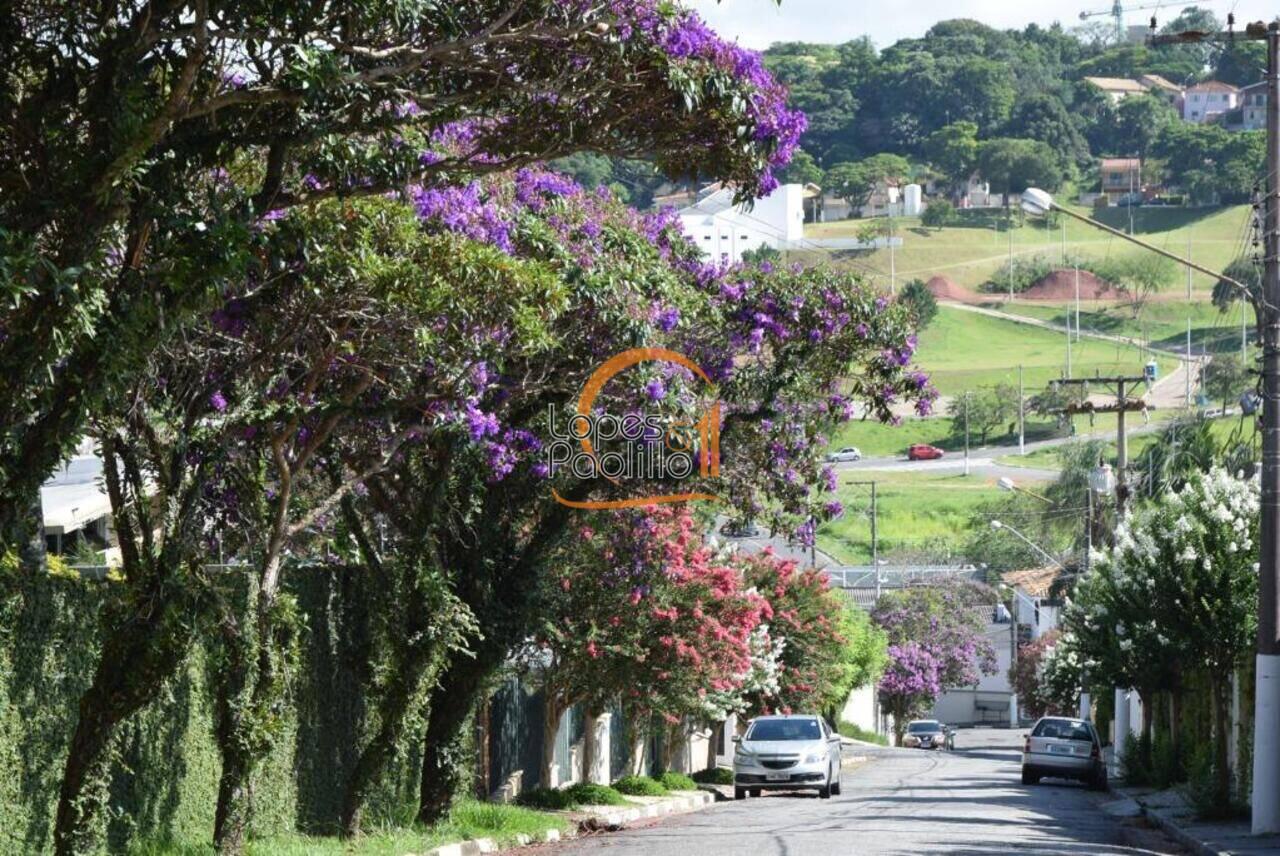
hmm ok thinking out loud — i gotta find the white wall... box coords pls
[840,684,877,734]
[678,184,805,264]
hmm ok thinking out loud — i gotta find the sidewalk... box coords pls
[1112,786,1280,855]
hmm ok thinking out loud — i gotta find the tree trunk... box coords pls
[1212,673,1232,809]
[54,599,190,855]
[417,657,487,825]
[541,694,562,789]
[1169,688,1183,774]
[630,732,647,776]
[341,649,434,836]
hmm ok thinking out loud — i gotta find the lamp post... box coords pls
[990,519,1065,571]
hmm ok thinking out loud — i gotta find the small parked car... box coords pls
[902,719,946,750]
[825,446,862,463]
[720,520,761,538]
[1021,716,1108,790]
[733,714,842,800]
[907,443,944,461]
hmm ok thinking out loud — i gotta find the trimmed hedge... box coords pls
[0,567,421,854]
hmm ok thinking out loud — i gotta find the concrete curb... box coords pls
[1138,808,1226,856]
[576,789,716,830]
[418,825,571,856]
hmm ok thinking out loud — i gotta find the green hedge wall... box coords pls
[0,567,422,854]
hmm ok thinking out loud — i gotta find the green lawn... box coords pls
[818,470,1014,565]
[914,305,1163,395]
[996,299,1252,357]
[799,203,1252,297]
[130,801,571,856]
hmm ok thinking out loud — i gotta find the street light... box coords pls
[1019,188,1250,293]
[989,519,1066,570]
[997,476,1051,504]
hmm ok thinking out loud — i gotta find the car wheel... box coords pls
[818,780,831,799]
[734,787,747,800]
[1021,768,1039,785]
[831,772,842,796]
[1088,769,1108,791]
[750,788,761,798]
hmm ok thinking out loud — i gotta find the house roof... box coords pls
[1138,74,1181,92]
[1240,81,1267,94]
[1187,80,1239,93]
[1000,567,1063,599]
[1100,157,1141,170]
[1083,76,1147,93]
[678,186,736,218]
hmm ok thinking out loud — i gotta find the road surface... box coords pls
[532,729,1185,856]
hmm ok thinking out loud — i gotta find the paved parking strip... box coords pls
[530,729,1187,856]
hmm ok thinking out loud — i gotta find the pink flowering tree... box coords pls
[737,551,886,719]
[873,582,998,744]
[530,507,766,778]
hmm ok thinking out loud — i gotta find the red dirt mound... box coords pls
[924,275,980,303]
[1022,269,1120,301]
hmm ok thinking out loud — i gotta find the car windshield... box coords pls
[908,722,940,733]
[747,718,820,741]
[1033,719,1094,742]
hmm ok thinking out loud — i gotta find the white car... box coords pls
[825,446,862,462]
[1021,716,1108,790]
[732,714,842,800]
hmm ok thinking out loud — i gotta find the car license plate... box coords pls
[766,772,789,781]
[1049,744,1072,755]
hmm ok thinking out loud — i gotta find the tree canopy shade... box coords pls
[976,138,1064,199]
[0,0,806,551]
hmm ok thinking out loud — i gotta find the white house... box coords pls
[677,183,805,263]
[1238,81,1267,130]
[1183,80,1239,123]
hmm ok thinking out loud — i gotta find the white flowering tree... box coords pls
[1067,468,1257,802]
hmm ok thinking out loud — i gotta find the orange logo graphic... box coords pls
[549,348,720,509]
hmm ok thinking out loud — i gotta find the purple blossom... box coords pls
[644,378,666,401]
[209,391,228,412]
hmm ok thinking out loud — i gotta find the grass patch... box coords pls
[915,306,1163,395]
[516,782,629,810]
[800,204,1251,296]
[612,775,668,796]
[130,800,569,856]
[818,470,1010,565]
[691,767,734,785]
[658,771,698,791]
[837,721,888,746]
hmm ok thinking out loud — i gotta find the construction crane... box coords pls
[1078,1,1167,44]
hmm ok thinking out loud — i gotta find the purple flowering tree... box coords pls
[1,0,806,560]
[873,582,999,744]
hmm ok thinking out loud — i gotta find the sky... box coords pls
[687,0,1279,50]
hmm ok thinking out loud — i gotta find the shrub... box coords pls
[691,767,734,785]
[658,771,698,791]
[838,721,889,746]
[1121,732,1153,785]
[898,279,938,330]
[1183,742,1245,821]
[612,775,668,797]
[1150,730,1183,789]
[515,782,629,810]
[921,199,954,229]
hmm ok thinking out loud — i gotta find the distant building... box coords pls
[1083,76,1149,104]
[1099,157,1143,204]
[1238,81,1267,130]
[1183,80,1239,123]
[1138,73,1183,101]
[676,182,805,263]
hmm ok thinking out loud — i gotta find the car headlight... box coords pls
[734,749,755,763]
[804,752,824,764]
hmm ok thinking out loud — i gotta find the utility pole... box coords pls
[1062,217,1067,265]
[1187,317,1193,407]
[847,481,880,599]
[1009,215,1015,301]
[1018,364,1026,455]
[1074,265,1082,342]
[889,215,897,295]
[1055,373,1148,513]
[1151,22,1280,828]
[1066,317,1073,379]
[963,391,971,476]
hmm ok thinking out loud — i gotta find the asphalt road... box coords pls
[532,729,1185,856]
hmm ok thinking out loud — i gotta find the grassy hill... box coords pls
[799,203,1252,296]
